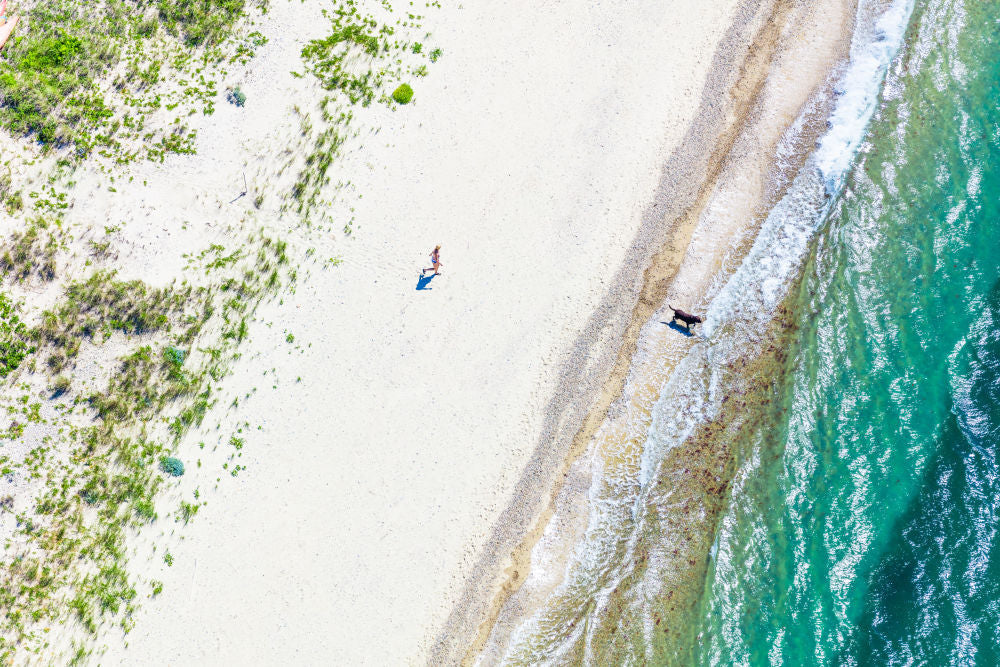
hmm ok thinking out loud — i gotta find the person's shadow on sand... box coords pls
[662,320,695,337]
[416,273,436,290]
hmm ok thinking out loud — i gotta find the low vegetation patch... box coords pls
[226,85,248,106]
[292,1,441,220]
[0,233,293,660]
[0,0,268,161]
[0,218,60,282]
[49,374,72,397]
[157,0,257,47]
[391,82,413,104]
[159,456,185,477]
[0,4,114,147]
[0,172,24,215]
[0,293,33,377]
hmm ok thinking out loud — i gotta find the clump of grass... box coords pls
[0,171,24,215]
[35,271,193,363]
[178,500,199,524]
[88,239,112,259]
[70,562,137,630]
[47,352,67,372]
[49,375,71,397]
[300,12,391,106]
[157,0,251,47]
[290,103,350,214]
[159,457,185,477]
[291,4,402,217]
[292,3,441,220]
[391,83,413,105]
[226,85,247,107]
[0,218,59,282]
[3,191,23,216]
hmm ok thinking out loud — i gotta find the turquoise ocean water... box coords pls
[489,0,1000,663]
[698,0,1000,663]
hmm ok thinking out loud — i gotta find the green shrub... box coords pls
[0,293,34,377]
[392,83,413,105]
[163,346,186,375]
[159,457,185,477]
[227,86,247,107]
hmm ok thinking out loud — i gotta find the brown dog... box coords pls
[668,304,703,331]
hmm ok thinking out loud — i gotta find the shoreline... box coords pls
[455,0,861,661]
[432,0,791,661]
[0,0,861,662]
[76,1,782,664]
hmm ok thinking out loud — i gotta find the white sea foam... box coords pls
[495,0,918,662]
[815,0,915,191]
[704,0,914,336]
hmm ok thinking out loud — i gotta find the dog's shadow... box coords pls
[416,273,435,290]
[661,320,695,337]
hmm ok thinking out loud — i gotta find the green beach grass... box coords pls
[0,234,293,660]
[291,0,441,221]
[0,0,445,660]
[0,0,285,648]
[0,0,267,162]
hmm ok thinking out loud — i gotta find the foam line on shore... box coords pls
[705,0,914,333]
[455,0,844,662]
[475,0,917,661]
[816,0,915,190]
[439,1,797,662]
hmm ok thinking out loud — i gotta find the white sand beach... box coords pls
[91,0,750,663]
[0,0,853,663]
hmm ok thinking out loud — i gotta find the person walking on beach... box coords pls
[422,245,443,276]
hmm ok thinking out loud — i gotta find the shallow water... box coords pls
[487,0,1000,663]
[699,0,1000,663]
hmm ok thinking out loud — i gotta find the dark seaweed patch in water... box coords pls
[578,304,808,666]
